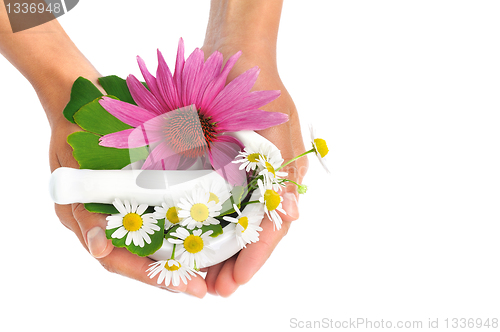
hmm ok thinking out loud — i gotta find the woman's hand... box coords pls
[0,5,209,297]
[47,76,209,298]
[200,0,309,296]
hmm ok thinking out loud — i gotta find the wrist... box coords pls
[36,65,101,129]
[203,0,283,62]
[0,17,101,127]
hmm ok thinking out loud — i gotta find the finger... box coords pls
[205,261,224,295]
[233,213,292,285]
[67,204,208,297]
[213,255,239,297]
[98,247,208,298]
[72,203,114,259]
[54,203,86,246]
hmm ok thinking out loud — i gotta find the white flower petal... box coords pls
[111,226,127,239]
[136,203,148,215]
[113,198,127,215]
[125,232,133,246]
[124,199,131,214]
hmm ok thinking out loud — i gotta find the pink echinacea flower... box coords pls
[99,38,288,185]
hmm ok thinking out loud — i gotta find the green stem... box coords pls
[170,244,176,260]
[280,178,300,187]
[276,148,315,171]
[246,175,261,190]
[240,200,260,207]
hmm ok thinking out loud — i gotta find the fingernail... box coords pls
[161,286,180,294]
[283,192,299,219]
[87,227,108,258]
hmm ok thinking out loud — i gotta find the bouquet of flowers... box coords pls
[52,38,329,287]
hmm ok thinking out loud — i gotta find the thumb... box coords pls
[73,203,114,259]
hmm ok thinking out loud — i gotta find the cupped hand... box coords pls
[200,43,309,296]
[46,76,208,298]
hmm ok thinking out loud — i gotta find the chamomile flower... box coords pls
[233,142,283,173]
[177,188,222,229]
[258,158,288,191]
[257,178,286,230]
[153,196,182,230]
[106,198,160,247]
[146,258,198,287]
[233,146,264,172]
[310,124,330,173]
[223,204,263,248]
[199,180,232,207]
[168,227,214,268]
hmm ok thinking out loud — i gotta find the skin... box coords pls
[0,0,308,298]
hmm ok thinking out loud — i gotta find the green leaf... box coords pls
[201,224,224,238]
[106,218,165,257]
[220,185,247,216]
[85,203,155,215]
[67,132,149,170]
[84,203,118,214]
[63,77,103,123]
[98,75,137,105]
[73,97,132,136]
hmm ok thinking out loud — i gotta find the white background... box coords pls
[1,1,499,331]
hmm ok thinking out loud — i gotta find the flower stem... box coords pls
[240,200,260,207]
[280,178,300,187]
[280,178,308,194]
[276,148,315,171]
[171,244,176,260]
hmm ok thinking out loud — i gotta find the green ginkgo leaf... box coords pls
[63,77,103,123]
[67,132,148,170]
[73,96,132,136]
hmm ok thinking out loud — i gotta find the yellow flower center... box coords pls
[190,203,209,222]
[238,216,249,232]
[247,153,261,163]
[314,138,329,158]
[164,260,181,271]
[184,234,204,254]
[166,207,180,224]
[265,161,276,177]
[122,213,143,232]
[208,192,219,204]
[264,189,281,211]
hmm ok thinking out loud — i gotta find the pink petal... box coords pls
[181,48,204,106]
[215,110,289,132]
[206,66,260,117]
[200,51,241,111]
[194,51,223,107]
[99,128,136,148]
[102,113,169,149]
[157,49,180,111]
[99,97,157,127]
[223,90,281,116]
[142,141,181,170]
[209,136,246,186]
[127,120,165,147]
[137,55,169,110]
[172,38,185,105]
[177,156,198,170]
[216,134,245,150]
[126,74,164,116]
